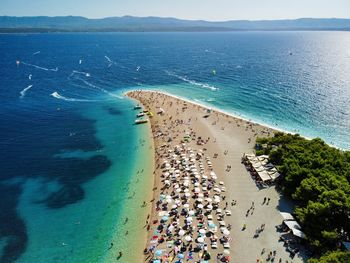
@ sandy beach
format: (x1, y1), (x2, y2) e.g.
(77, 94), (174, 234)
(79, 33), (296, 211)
(127, 90), (307, 263)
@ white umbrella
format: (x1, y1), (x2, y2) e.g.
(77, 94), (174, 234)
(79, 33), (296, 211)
(194, 188), (200, 193)
(223, 229), (230, 235)
(207, 204), (213, 210)
(185, 193), (190, 197)
(178, 229), (185, 236)
(197, 204), (204, 209)
(197, 237), (205, 243)
(199, 229), (206, 234)
(198, 193), (204, 198)
(172, 204), (177, 209)
(185, 235), (192, 242)
(186, 217), (193, 222)
(223, 250), (230, 255)
(188, 210), (195, 216)
(214, 188), (221, 193)
(206, 198), (212, 202)
(158, 211), (168, 217)
(184, 203), (190, 208)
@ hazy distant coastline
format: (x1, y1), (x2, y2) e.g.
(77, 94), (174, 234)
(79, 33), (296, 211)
(1, 16), (350, 32)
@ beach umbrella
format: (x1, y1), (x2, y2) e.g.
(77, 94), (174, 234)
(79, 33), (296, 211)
(199, 229), (206, 234)
(223, 250), (230, 255)
(172, 204), (178, 209)
(207, 204), (213, 210)
(153, 260), (161, 263)
(197, 198), (203, 202)
(178, 229), (185, 236)
(184, 188), (189, 193)
(206, 198), (212, 202)
(208, 222), (216, 229)
(186, 217), (193, 222)
(184, 203), (190, 208)
(176, 188), (182, 193)
(197, 237), (205, 243)
(223, 229), (230, 236)
(155, 250), (163, 257)
(185, 235), (192, 242)
(197, 204), (204, 209)
(177, 253), (184, 259)
(198, 193), (204, 198)
(158, 211), (168, 217)
(162, 216), (169, 221)
(185, 193), (190, 197)
(188, 210), (195, 216)
(194, 188), (200, 193)
(219, 181), (224, 185)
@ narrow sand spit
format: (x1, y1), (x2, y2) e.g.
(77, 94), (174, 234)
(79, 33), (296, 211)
(127, 90), (306, 263)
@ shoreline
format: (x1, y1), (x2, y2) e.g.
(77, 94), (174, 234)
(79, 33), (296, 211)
(123, 87), (345, 151)
(126, 90), (307, 262)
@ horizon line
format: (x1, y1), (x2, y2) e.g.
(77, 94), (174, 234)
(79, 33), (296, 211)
(1, 15), (350, 22)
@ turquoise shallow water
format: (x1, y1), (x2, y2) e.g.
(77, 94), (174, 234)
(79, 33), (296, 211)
(0, 31), (350, 263)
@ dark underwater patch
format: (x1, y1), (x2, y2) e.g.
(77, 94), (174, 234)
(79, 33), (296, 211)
(0, 184), (27, 263)
(105, 106), (123, 116)
(0, 107), (111, 262)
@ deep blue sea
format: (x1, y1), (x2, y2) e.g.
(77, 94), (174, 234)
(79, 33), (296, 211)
(0, 32), (349, 262)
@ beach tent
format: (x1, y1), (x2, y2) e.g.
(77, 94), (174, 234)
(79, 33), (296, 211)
(291, 228), (306, 239)
(269, 172), (281, 181)
(284, 220), (302, 231)
(280, 212), (295, 221)
(258, 170), (272, 182)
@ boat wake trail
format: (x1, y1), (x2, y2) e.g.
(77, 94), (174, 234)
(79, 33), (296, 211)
(165, 70), (218, 91)
(21, 62), (58, 72)
(104, 56), (116, 67)
(71, 70), (90, 77)
(33, 51), (41, 55)
(51, 91), (96, 102)
(20, 85), (33, 98)
(78, 78), (123, 99)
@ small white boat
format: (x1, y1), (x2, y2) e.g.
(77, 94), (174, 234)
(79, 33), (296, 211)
(135, 119), (148, 124)
(134, 105), (142, 110)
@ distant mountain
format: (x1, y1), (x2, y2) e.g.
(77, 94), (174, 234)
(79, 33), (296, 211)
(1, 16), (350, 32)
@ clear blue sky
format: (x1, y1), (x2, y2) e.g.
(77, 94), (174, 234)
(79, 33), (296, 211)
(0, 0), (349, 21)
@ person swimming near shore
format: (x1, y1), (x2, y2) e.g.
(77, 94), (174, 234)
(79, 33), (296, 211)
(107, 242), (113, 250)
